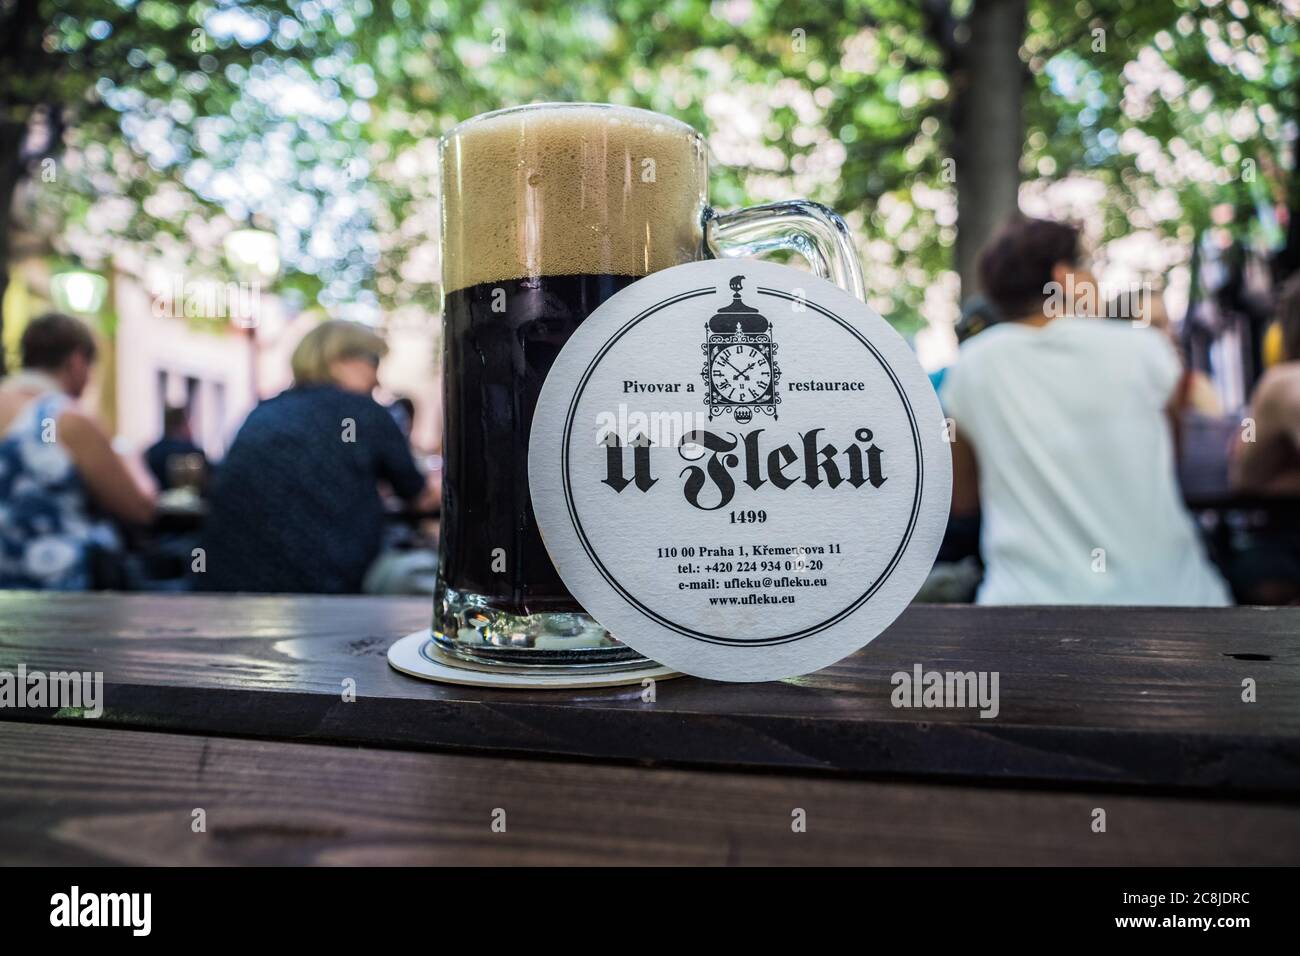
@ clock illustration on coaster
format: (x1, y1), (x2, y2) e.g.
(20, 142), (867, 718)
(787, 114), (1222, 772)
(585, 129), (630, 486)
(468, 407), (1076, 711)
(701, 275), (781, 423)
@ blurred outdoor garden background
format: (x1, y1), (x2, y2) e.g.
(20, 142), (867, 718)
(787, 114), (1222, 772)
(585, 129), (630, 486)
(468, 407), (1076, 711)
(0, 0), (1297, 594)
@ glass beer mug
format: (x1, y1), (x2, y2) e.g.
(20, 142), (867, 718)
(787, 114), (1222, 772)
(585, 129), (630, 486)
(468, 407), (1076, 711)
(435, 102), (864, 672)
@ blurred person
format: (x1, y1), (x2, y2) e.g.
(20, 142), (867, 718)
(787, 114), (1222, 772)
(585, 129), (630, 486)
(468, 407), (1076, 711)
(196, 320), (433, 593)
(388, 395), (416, 439)
(1227, 274), (1300, 603)
(0, 312), (154, 589)
(363, 394), (444, 595)
(1232, 274), (1300, 495)
(928, 295), (1002, 402)
(1261, 317), (1286, 371)
(916, 296), (1004, 603)
(941, 218), (1231, 606)
(954, 294), (1003, 345)
(1107, 289), (1221, 417)
(144, 404), (209, 491)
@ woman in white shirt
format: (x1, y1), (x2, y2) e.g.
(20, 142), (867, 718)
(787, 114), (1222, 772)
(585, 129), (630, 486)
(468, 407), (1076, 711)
(940, 217), (1231, 606)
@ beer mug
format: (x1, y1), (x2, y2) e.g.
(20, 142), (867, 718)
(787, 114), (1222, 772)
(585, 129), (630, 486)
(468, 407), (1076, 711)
(435, 102), (864, 671)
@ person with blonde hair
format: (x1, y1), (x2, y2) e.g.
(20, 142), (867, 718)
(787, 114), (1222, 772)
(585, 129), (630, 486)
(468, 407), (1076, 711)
(289, 319), (389, 391)
(197, 320), (431, 593)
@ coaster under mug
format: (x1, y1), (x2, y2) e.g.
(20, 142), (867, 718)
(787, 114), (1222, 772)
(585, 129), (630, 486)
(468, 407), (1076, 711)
(387, 631), (681, 689)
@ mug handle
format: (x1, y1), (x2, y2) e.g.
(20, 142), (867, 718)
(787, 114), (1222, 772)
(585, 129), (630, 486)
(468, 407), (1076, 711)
(704, 200), (866, 302)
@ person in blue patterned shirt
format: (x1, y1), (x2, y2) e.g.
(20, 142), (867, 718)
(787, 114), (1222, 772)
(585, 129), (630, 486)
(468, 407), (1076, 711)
(196, 320), (433, 593)
(0, 313), (155, 590)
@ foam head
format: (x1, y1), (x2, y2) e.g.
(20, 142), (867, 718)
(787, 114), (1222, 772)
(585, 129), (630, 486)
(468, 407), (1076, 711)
(440, 104), (709, 293)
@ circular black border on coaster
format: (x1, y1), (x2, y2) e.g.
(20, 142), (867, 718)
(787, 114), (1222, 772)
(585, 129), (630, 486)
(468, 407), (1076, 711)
(559, 285), (924, 647)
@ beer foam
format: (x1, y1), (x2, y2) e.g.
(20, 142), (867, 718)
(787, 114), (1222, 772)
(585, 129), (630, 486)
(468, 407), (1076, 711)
(441, 104), (708, 293)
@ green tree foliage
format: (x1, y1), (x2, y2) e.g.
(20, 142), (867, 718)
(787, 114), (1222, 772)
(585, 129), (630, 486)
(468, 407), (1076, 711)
(3, 0), (1297, 344)
(1024, 0), (1297, 254)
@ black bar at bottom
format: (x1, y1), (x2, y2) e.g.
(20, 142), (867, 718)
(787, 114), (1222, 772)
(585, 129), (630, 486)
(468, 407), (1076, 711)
(1, 867), (1283, 941)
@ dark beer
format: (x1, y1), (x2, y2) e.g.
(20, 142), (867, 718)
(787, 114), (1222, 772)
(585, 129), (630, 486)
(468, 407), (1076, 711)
(439, 273), (639, 613)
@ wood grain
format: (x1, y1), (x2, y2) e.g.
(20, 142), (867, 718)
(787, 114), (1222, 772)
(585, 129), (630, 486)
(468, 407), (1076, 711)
(2, 722), (1296, 866)
(1, 594), (1297, 792)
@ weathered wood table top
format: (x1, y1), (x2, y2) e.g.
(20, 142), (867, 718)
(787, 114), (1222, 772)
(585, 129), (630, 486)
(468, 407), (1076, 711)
(1, 594), (1297, 865)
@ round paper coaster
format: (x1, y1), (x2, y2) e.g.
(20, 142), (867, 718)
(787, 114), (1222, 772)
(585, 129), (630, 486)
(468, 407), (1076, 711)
(387, 631), (681, 689)
(528, 260), (951, 682)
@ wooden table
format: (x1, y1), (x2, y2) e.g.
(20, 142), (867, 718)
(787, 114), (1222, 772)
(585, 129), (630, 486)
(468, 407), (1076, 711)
(1, 594), (1297, 865)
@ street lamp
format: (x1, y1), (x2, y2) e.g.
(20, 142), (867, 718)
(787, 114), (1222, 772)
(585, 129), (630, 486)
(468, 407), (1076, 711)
(222, 226), (280, 401)
(50, 269), (108, 315)
(223, 228), (281, 283)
